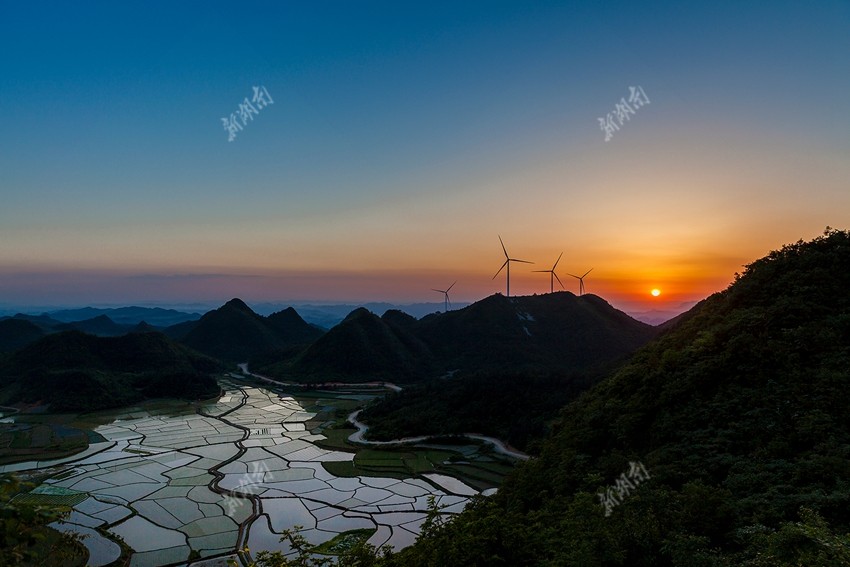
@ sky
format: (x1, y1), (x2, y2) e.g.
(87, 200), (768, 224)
(1, 0), (849, 320)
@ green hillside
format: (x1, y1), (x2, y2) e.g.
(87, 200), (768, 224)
(0, 331), (222, 412)
(385, 228), (850, 566)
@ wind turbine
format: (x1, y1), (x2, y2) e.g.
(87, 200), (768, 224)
(432, 281), (456, 312)
(533, 252), (565, 294)
(567, 268), (593, 295)
(492, 236), (533, 297)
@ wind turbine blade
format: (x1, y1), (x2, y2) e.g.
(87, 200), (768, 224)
(553, 252), (563, 270)
(498, 235), (509, 259)
(583, 268), (594, 277)
(512, 259), (534, 264)
(447, 281), (457, 292)
(567, 273), (580, 279)
(553, 273), (565, 289)
(532, 269), (550, 273)
(432, 289), (446, 293)
(492, 260), (508, 279)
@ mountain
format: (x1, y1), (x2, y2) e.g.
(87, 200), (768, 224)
(266, 307), (325, 344)
(130, 321), (159, 333)
(46, 306), (200, 327)
(257, 291), (656, 383)
(417, 292), (655, 372)
(263, 308), (434, 382)
(0, 319), (46, 353)
(55, 314), (131, 337)
(7, 313), (64, 333)
(389, 229), (850, 566)
(0, 331), (221, 412)
(251, 302), (472, 328)
(179, 299), (323, 363)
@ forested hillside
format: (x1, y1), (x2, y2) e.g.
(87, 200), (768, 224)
(386, 229), (850, 566)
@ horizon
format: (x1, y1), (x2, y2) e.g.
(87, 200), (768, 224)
(0, 289), (698, 326)
(2, 2), (848, 317)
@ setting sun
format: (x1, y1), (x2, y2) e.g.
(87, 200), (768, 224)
(651, 289), (661, 297)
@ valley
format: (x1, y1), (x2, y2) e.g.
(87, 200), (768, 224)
(1, 376), (517, 566)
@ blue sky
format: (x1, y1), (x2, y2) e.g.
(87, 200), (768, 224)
(1, 1), (849, 316)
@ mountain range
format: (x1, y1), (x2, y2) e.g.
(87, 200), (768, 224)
(174, 298), (325, 362)
(255, 291), (658, 382)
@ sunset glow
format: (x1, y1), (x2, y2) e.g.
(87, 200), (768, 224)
(0, 2), (848, 323)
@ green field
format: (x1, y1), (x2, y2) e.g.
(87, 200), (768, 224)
(321, 444), (513, 490)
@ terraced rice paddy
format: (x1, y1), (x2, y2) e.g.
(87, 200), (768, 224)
(2, 380), (511, 566)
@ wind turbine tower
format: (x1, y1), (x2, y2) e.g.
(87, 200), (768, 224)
(492, 236), (533, 297)
(568, 268), (593, 295)
(432, 281), (456, 312)
(533, 252), (565, 294)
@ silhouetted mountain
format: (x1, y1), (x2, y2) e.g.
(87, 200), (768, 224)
(162, 319), (199, 340)
(381, 309), (418, 330)
(251, 302), (473, 328)
(179, 299), (324, 363)
(0, 331), (221, 412)
(266, 307), (324, 344)
(390, 229), (850, 566)
(130, 321), (158, 333)
(0, 319), (46, 353)
(55, 315), (131, 337)
(9, 313), (63, 333)
(47, 306), (201, 326)
(256, 291), (656, 383)
(417, 292), (655, 373)
(260, 307), (433, 382)
(358, 293), (656, 447)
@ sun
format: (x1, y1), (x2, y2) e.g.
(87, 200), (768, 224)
(651, 288), (661, 297)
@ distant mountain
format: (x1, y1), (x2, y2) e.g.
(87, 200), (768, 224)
(0, 331), (221, 412)
(46, 306), (201, 327)
(55, 315), (132, 337)
(256, 291), (657, 383)
(8, 313), (64, 333)
(390, 229), (850, 566)
(0, 319), (46, 353)
(130, 321), (158, 333)
(179, 299), (323, 363)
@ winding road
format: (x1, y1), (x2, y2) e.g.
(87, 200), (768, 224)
(347, 410), (530, 461)
(236, 364), (530, 461)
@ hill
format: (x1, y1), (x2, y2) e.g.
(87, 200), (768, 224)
(262, 308), (434, 382)
(0, 319), (45, 353)
(179, 299), (323, 363)
(417, 291), (654, 372)
(5, 314), (64, 333)
(55, 314), (131, 336)
(0, 331), (222, 412)
(388, 229), (850, 566)
(46, 306), (200, 326)
(257, 291), (656, 383)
